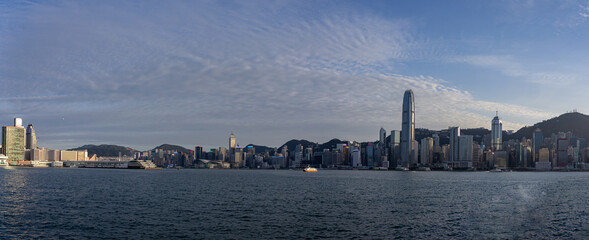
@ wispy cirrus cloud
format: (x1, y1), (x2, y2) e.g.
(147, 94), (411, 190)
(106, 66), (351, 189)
(0, 1), (556, 149)
(451, 55), (578, 86)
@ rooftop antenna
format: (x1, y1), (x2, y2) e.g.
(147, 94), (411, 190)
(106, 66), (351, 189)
(495, 110), (498, 117)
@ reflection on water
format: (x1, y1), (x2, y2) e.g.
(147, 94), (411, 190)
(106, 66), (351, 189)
(0, 168), (589, 239)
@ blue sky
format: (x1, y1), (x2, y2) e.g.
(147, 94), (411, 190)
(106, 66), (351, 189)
(2, 0), (589, 150)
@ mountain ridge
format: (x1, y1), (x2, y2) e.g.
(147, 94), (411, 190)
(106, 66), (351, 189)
(71, 112), (589, 156)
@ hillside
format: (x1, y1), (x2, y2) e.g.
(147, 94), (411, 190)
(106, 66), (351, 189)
(317, 138), (348, 150)
(69, 144), (136, 157)
(278, 139), (316, 152)
(153, 144), (191, 153)
(245, 144), (275, 153)
(509, 112), (589, 141)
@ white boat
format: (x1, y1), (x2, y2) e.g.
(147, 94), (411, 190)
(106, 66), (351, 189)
(489, 168), (503, 172)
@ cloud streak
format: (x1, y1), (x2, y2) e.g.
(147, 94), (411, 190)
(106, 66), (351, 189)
(0, 1), (557, 150)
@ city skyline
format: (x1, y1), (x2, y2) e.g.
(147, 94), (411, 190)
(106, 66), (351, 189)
(3, 1), (589, 150)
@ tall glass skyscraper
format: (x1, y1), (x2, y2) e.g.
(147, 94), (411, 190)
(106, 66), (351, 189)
(379, 127), (386, 155)
(491, 112), (502, 151)
(400, 90), (414, 167)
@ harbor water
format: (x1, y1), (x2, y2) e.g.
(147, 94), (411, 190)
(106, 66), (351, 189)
(1, 168), (589, 239)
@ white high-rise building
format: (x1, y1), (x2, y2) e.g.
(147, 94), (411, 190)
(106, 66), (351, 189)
(14, 118), (22, 127)
(352, 149), (361, 167)
(449, 127), (461, 163)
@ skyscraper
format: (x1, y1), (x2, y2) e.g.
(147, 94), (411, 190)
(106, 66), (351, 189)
(400, 90), (415, 167)
(229, 132), (236, 150)
(420, 137), (433, 165)
(491, 112), (502, 151)
(390, 130), (400, 167)
(229, 132), (236, 165)
(379, 127), (386, 156)
(3, 119), (25, 162)
(532, 128), (543, 161)
(449, 126), (460, 163)
(379, 127), (386, 147)
(26, 124), (37, 150)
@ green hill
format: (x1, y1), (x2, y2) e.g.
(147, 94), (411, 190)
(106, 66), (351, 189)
(152, 144), (191, 153)
(69, 144), (136, 157)
(509, 112), (589, 141)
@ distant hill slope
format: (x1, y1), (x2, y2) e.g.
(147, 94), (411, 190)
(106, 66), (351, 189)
(153, 144), (191, 153)
(69, 144), (136, 157)
(279, 139), (316, 152)
(245, 144), (275, 153)
(509, 112), (589, 141)
(318, 138), (348, 150)
(277, 138), (349, 152)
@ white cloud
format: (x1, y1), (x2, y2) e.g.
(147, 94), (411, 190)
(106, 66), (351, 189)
(0, 1), (556, 149)
(452, 55), (578, 86)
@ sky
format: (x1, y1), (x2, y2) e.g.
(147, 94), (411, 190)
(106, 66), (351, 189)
(2, 0), (589, 151)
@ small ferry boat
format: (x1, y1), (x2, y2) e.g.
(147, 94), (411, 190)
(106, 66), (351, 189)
(303, 166), (318, 172)
(489, 168), (503, 173)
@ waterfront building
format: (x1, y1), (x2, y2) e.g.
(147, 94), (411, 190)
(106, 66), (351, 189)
(194, 146), (203, 160)
(557, 136), (569, 168)
(26, 124), (37, 150)
(484, 150), (494, 168)
(2, 123), (25, 163)
(366, 143), (374, 167)
(280, 145), (287, 164)
(420, 137), (433, 165)
(30, 148), (47, 161)
(411, 140), (419, 166)
(294, 144), (303, 168)
(538, 148), (550, 162)
(352, 149), (361, 167)
(532, 129), (543, 161)
(304, 147), (313, 162)
(491, 112), (502, 151)
(218, 147), (227, 161)
(229, 132), (236, 163)
(379, 127), (386, 155)
(494, 150), (507, 168)
(449, 127), (460, 163)
(233, 147), (243, 168)
(400, 89), (415, 167)
(472, 143), (483, 168)
(432, 134), (440, 148)
(441, 144), (450, 163)
(458, 135), (473, 168)
(342, 145), (349, 166)
(390, 130), (400, 167)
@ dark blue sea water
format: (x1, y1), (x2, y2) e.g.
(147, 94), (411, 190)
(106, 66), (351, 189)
(1, 168), (589, 239)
